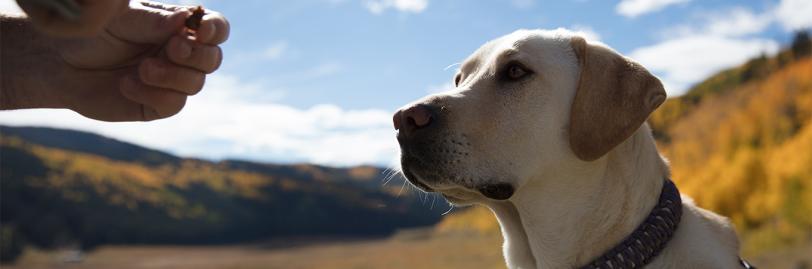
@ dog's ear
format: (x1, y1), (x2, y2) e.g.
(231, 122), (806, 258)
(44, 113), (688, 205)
(568, 36), (666, 161)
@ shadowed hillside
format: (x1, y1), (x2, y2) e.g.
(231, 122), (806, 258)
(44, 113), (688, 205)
(0, 126), (444, 263)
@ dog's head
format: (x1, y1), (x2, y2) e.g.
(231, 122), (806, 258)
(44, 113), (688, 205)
(394, 29), (666, 204)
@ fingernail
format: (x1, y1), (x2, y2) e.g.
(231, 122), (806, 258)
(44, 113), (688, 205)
(178, 40), (192, 59)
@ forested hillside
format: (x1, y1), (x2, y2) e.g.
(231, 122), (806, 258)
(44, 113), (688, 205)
(0, 127), (443, 263)
(650, 32), (812, 253)
(438, 32), (812, 255)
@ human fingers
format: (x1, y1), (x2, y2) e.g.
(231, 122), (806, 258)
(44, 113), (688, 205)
(15, 0), (128, 37)
(166, 35), (223, 74)
(194, 11), (230, 45)
(105, 1), (189, 44)
(128, 1), (230, 45)
(138, 58), (206, 95)
(120, 75), (188, 121)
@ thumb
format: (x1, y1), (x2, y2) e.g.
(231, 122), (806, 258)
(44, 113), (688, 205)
(106, 2), (191, 44)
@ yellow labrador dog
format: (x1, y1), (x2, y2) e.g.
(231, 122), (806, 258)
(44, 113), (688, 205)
(394, 29), (748, 269)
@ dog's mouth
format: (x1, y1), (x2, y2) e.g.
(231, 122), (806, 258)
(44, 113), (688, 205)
(398, 152), (455, 194)
(397, 129), (516, 201)
(399, 152), (515, 201)
(476, 183), (515, 200)
(399, 163), (434, 192)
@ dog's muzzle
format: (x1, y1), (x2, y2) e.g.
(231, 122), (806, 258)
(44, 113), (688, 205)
(394, 103), (515, 201)
(394, 103), (443, 188)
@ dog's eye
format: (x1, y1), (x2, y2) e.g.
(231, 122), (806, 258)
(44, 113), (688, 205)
(504, 63), (530, 80)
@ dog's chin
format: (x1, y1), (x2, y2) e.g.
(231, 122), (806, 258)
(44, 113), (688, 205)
(440, 191), (479, 205)
(400, 165), (435, 192)
(401, 162), (516, 203)
(399, 152), (454, 189)
(400, 149), (516, 201)
(438, 184), (517, 205)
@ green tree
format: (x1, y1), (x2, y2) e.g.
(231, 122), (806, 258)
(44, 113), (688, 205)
(791, 30), (811, 59)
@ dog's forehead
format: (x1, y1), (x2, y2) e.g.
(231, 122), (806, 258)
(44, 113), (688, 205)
(460, 29), (576, 72)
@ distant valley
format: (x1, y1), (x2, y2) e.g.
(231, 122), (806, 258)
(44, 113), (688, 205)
(0, 126), (445, 262)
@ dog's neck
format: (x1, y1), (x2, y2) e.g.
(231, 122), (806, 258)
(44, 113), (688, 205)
(489, 125), (669, 269)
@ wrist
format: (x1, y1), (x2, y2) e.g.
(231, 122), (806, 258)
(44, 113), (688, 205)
(1, 15), (68, 110)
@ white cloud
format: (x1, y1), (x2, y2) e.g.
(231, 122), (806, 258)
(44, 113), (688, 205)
(662, 7), (772, 38)
(570, 24), (602, 41)
(775, 0), (812, 31)
(629, 35), (778, 95)
(657, 0), (811, 37)
(364, 0), (428, 14)
(0, 73), (399, 167)
(627, 4), (794, 96)
(263, 41), (289, 61)
(616, 0), (690, 18)
(0, 0), (24, 15)
(703, 7), (773, 37)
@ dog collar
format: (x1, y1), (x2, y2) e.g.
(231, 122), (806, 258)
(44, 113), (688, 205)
(579, 179), (682, 269)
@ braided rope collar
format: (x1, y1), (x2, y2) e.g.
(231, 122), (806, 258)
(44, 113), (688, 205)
(579, 179), (682, 269)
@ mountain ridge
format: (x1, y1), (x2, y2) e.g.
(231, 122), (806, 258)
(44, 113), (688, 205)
(0, 126), (442, 263)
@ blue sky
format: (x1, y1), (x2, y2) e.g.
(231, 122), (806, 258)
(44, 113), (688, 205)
(1, 0), (810, 166)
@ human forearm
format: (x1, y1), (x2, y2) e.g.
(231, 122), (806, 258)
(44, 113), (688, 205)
(1, 2), (229, 122)
(1, 15), (66, 110)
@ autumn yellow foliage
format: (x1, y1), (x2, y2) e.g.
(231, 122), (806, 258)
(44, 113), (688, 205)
(660, 58), (812, 253)
(435, 206), (501, 236)
(1, 137), (278, 218)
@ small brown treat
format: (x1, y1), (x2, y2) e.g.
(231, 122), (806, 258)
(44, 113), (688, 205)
(185, 6), (205, 31)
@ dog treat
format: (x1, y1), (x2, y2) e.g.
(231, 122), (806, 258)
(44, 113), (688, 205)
(185, 6), (205, 32)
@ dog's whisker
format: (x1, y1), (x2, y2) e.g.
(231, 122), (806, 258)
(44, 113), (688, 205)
(382, 166), (397, 178)
(441, 202), (455, 216)
(397, 177), (408, 197)
(382, 169), (401, 186)
(381, 167), (394, 180)
(410, 184), (426, 203)
(444, 62), (462, 71)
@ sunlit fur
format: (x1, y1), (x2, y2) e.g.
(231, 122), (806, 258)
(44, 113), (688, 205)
(397, 29), (742, 268)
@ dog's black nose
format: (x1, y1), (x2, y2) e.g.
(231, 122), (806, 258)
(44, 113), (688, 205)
(478, 183), (515, 200)
(393, 104), (434, 134)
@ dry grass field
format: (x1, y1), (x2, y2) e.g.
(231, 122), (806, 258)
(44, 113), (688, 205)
(5, 230), (505, 269)
(6, 229), (811, 269)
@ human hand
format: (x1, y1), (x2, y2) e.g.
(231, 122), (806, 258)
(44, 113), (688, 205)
(14, 0), (129, 37)
(2, 1), (230, 121)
